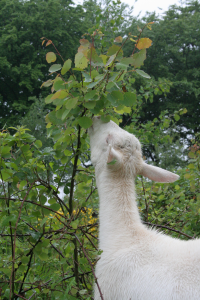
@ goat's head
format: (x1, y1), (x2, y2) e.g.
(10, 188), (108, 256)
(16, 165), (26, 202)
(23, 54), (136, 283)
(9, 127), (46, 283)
(88, 117), (179, 183)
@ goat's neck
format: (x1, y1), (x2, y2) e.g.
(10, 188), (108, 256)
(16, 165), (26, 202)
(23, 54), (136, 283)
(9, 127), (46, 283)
(96, 169), (144, 252)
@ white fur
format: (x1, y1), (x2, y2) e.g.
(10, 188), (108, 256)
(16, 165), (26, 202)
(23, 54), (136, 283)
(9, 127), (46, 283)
(88, 117), (200, 300)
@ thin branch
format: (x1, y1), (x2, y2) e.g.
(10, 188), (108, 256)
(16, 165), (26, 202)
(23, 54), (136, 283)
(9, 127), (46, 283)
(143, 221), (194, 239)
(74, 234), (104, 300)
(10, 181), (36, 300)
(14, 294), (28, 300)
(69, 125), (82, 215)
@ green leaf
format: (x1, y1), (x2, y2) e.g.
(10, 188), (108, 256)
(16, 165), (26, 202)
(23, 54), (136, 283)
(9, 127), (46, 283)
(0, 146), (11, 157)
(71, 220), (79, 229)
(75, 52), (88, 69)
(101, 115), (111, 123)
(64, 150), (72, 156)
(54, 78), (66, 91)
(115, 57), (133, 70)
(41, 79), (53, 88)
(19, 180), (27, 189)
(50, 203), (60, 211)
(65, 97), (78, 110)
(174, 114), (180, 121)
(105, 54), (116, 67)
(64, 185), (70, 194)
(84, 101), (96, 109)
(61, 109), (71, 121)
(34, 140), (42, 149)
(46, 111), (63, 125)
(61, 59), (72, 75)
(49, 64), (62, 73)
(107, 91), (123, 105)
(1, 169), (13, 181)
(100, 54), (108, 64)
(131, 49), (146, 68)
(84, 90), (97, 100)
(87, 46), (103, 65)
(78, 117), (93, 129)
(46, 52), (56, 63)
(82, 72), (92, 82)
(123, 92), (137, 106)
(107, 45), (122, 56)
(135, 69), (151, 79)
(61, 156), (69, 164)
(21, 257), (29, 264)
(45, 94), (54, 104)
(40, 195), (47, 205)
(163, 119), (170, 128)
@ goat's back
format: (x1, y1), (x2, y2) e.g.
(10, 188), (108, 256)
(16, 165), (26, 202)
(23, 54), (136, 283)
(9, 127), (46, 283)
(94, 230), (200, 300)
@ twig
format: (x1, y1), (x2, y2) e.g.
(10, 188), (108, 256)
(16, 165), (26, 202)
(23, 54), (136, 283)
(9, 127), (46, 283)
(10, 181), (36, 300)
(74, 234), (104, 300)
(14, 294), (28, 300)
(143, 221), (194, 239)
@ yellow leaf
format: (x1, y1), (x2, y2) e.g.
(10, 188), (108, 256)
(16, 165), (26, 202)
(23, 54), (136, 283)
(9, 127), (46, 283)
(136, 38), (152, 50)
(46, 52), (56, 63)
(46, 40), (52, 46)
(79, 38), (90, 46)
(114, 36), (123, 43)
(46, 122), (52, 128)
(99, 55), (108, 65)
(114, 106), (131, 114)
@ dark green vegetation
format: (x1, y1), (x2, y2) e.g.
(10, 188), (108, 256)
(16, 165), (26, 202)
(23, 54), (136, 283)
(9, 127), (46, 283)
(125, 1), (200, 137)
(0, 0), (86, 128)
(0, 0), (200, 299)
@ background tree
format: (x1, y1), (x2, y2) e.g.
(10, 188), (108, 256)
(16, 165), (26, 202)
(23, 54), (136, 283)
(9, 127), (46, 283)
(0, 0), (86, 128)
(124, 0), (200, 140)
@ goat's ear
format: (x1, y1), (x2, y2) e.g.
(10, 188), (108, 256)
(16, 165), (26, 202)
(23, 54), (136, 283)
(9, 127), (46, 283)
(139, 163), (179, 183)
(107, 144), (122, 164)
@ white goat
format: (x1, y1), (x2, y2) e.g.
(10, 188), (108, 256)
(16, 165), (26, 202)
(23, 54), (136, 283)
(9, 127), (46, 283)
(88, 116), (200, 300)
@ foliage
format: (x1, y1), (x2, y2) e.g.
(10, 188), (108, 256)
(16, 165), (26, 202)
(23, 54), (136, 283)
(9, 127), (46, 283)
(20, 96), (53, 149)
(137, 138), (200, 240)
(124, 0), (200, 138)
(0, 2), (200, 299)
(0, 125), (98, 299)
(0, 0), (86, 129)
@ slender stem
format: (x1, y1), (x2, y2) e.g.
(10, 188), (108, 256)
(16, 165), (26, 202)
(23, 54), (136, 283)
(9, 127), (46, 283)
(73, 238), (79, 290)
(132, 24), (148, 56)
(18, 252), (34, 296)
(0, 197), (67, 219)
(74, 234), (104, 300)
(10, 181), (36, 299)
(69, 125), (81, 215)
(143, 221), (194, 239)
